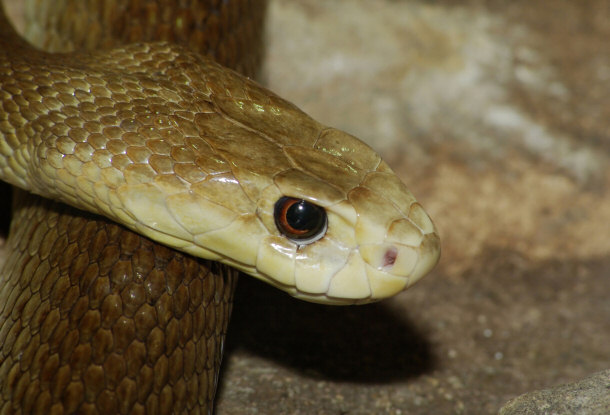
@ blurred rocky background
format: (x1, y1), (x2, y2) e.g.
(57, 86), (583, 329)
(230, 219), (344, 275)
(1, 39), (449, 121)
(4, 0), (609, 413)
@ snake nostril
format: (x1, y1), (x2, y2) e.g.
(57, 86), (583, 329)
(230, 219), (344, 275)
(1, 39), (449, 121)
(383, 246), (398, 269)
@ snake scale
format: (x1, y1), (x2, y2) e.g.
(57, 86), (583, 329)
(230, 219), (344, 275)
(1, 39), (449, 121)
(0, 0), (440, 413)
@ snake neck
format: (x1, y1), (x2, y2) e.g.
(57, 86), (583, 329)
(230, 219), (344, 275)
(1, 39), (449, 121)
(0, 0), (268, 413)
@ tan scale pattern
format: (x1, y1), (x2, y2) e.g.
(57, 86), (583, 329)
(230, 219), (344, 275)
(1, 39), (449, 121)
(0, 0), (439, 410)
(0, 37), (440, 303)
(0, 191), (237, 414)
(0, 1), (265, 413)
(23, 0), (266, 78)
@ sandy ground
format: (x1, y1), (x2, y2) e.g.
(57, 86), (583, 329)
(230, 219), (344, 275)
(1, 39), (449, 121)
(3, 0), (610, 414)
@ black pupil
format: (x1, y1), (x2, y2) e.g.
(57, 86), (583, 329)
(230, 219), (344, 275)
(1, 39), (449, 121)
(274, 197), (327, 242)
(286, 200), (323, 232)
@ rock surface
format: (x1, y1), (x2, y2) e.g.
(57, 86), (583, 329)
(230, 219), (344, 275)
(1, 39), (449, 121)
(3, 0), (610, 414)
(499, 370), (610, 415)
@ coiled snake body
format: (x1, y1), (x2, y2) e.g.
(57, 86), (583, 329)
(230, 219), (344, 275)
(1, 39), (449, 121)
(0, 0), (440, 413)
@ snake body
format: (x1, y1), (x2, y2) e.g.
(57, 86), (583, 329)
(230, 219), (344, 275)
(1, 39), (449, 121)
(0, 0), (440, 413)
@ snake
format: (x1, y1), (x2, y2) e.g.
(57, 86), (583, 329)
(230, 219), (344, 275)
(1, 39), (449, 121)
(0, 0), (440, 413)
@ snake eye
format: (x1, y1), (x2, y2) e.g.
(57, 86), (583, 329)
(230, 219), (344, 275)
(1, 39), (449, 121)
(274, 196), (328, 245)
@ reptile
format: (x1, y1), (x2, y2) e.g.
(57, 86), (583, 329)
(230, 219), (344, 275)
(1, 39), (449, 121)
(0, 0), (440, 413)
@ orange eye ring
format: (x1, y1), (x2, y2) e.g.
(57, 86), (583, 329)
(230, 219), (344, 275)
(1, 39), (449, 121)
(274, 196), (328, 245)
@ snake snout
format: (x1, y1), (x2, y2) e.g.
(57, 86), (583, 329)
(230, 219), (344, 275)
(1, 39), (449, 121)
(356, 217), (440, 300)
(346, 170), (441, 299)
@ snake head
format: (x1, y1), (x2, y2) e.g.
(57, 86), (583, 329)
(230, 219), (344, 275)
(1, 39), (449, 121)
(15, 44), (439, 305)
(251, 129), (441, 304)
(115, 51), (440, 305)
(111, 109), (440, 305)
